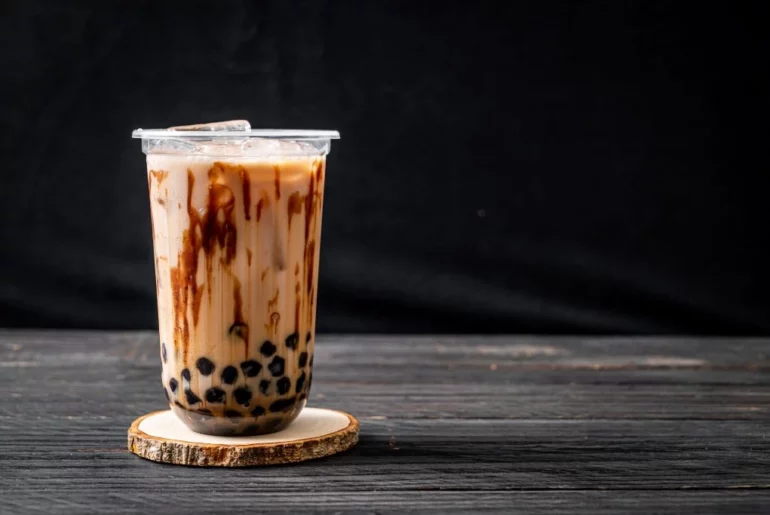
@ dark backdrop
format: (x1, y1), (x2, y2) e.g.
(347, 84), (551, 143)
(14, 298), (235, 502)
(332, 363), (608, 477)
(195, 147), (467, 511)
(1, 1), (767, 334)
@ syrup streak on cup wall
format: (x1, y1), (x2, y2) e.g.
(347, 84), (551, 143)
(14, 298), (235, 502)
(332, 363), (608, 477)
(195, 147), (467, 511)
(133, 121), (340, 436)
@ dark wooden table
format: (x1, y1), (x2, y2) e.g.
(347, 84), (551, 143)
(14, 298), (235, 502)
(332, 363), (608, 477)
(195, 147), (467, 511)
(1, 331), (769, 513)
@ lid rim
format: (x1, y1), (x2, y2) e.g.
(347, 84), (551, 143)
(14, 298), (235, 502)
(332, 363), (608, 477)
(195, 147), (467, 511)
(132, 129), (340, 140)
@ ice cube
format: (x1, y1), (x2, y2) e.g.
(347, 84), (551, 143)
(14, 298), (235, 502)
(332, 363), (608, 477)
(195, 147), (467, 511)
(168, 120), (251, 131)
(144, 137), (200, 155)
(239, 137), (316, 156)
(239, 137), (281, 153)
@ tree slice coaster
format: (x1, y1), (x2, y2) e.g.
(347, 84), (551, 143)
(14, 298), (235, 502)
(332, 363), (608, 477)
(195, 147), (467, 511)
(128, 407), (358, 467)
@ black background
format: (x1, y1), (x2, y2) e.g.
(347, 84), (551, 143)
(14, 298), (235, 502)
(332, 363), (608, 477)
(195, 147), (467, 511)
(0, 1), (767, 334)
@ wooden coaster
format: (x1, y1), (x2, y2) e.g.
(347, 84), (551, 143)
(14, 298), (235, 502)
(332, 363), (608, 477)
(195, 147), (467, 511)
(128, 407), (358, 467)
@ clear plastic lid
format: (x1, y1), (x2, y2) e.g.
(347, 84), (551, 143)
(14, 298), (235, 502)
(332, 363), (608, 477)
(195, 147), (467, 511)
(132, 120), (340, 157)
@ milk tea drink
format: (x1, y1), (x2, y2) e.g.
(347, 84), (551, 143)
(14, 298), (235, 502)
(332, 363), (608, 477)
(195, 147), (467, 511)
(134, 122), (339, 436)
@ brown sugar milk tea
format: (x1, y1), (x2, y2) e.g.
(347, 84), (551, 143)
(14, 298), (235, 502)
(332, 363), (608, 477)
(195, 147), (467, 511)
(133, 122), (339, 435)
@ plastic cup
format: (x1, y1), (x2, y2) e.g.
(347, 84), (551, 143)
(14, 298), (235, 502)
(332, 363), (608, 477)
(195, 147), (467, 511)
(133, 122), (339, 436)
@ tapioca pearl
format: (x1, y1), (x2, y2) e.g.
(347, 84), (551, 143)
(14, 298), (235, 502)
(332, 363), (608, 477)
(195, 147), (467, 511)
(305, 332), (311, 344)
(268, 356), (285, 377)
(259, 379), (270, 395)
(161, 342), (167, 363)
(233, 387), (252, 406)
(277, 377), (291, 395)
(169, 378), (178, 393)
(181, 368), (191, 382)
(260, 340), (276, 357)
(265, 419), (282, 432)
(244, 424), (259, 434)
(196, 357), (215, 376)
(298, 393), (307, 401)
(295, 372), (306, 393)
(240, 360), (262, 377)
(269, 397), (296, 412)
(251, 406), (265, 417)
(228, 322), (248, 341)
(185, 389), (202, 405)
(285, 332), (299, 350)
(163, 388), (170, 401)
(310, 355), (314, 367)
(298, 352), (308, 368)
(197, 409), (213, 416)
(205, 387), (226, 403)
(225, 410), (242, 418)
(221, 365), (238, 385)
(307, 372), (313, 391)
(174, 401), (185, 409)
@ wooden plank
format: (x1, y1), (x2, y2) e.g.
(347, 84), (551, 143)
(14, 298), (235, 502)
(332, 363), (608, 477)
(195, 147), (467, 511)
(2, 373), (768, 420)
(1, 331), (768, 420)
(1, 419), (769, 490)
(1, 490), (770, 515)
(2, 331), (770, 369)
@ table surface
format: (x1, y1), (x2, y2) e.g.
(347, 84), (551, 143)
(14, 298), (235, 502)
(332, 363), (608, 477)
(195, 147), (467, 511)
(1, 331), (769, 514)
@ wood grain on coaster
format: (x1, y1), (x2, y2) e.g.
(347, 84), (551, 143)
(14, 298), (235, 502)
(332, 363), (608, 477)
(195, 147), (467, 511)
(128, 408), (359, 467)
